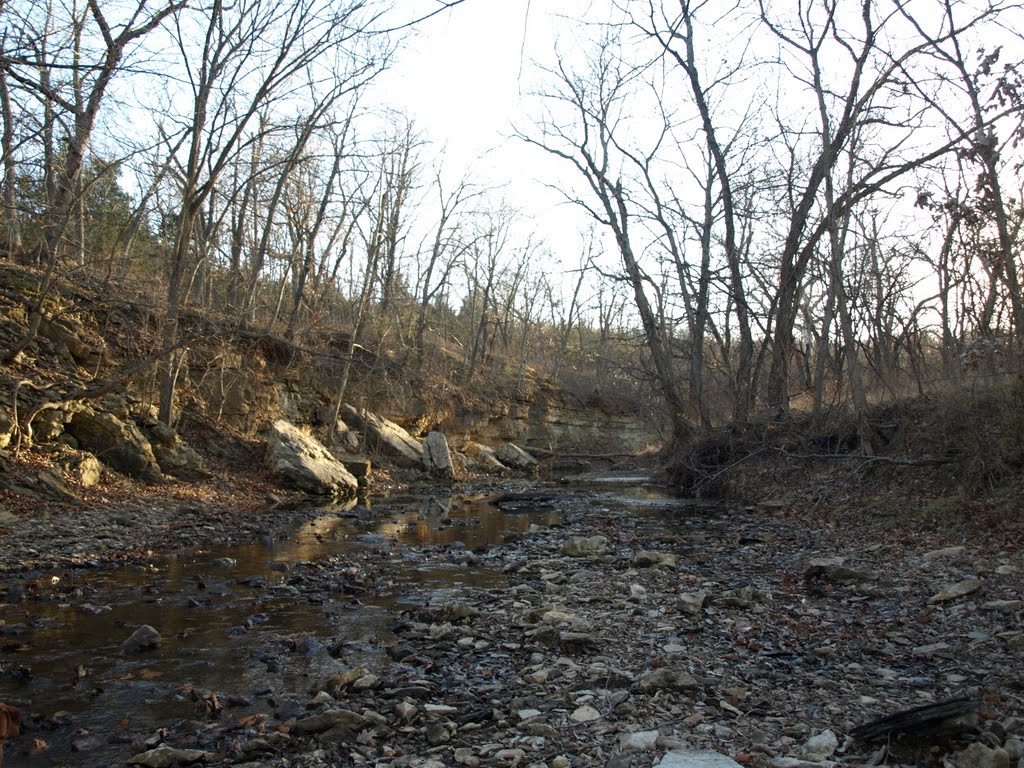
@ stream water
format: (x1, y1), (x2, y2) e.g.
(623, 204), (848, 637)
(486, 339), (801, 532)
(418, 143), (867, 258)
(0, 481), (705, 767)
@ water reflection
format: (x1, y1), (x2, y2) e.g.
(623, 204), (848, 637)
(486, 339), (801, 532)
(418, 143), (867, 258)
(0, 483), (696, 767)
(0, 490), (569, 767)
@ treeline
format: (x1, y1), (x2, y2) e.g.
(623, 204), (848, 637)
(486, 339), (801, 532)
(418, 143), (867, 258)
(1, 0), (1022, 449)
(523, 0), (1024, 452)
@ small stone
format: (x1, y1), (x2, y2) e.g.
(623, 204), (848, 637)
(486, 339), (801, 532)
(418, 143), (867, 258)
(619, 729), (659, 751)
(550, 758), (571, 768)
(929, 579), (983, 604)
(426, 722), (450, 746)
(495, 748), (527, 764)
(658, 750), (743, 767)
(983, 599), (1023, 613)
(799, 729), (838, 759)
(638, 667), (698, 692)
(75, 603), (111, 616)
(518, 709), (542, 720)
(923, 546), (966, 560)
(455, 747), (480, 766)
(913, 642), (951, 657)
(424, 703), (459, 715)
(677, 591), (710, 616)
(950, 742), (1009, 768)
(523, 669), (550, 685)
(395, 701), (418, 722)
(633, 550), (677, 568)
(561, 535), (608, 557)
(126, 747), (209, 767)
(570, 705), (601, 723)
(352, 673), (380, 690)
(293, 709), (371, 734)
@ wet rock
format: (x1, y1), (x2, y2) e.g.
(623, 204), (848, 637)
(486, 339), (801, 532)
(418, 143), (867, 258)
(633, 550), (677, 568)
(496, 443), (538, 471)
(126, 747), (209, 767)
(121, 624), (161, 652)
(263, 420), (359, 496)
(658, 750), (743, 767)
(561, 535), (608, 557)
(928, 578), (984, 604)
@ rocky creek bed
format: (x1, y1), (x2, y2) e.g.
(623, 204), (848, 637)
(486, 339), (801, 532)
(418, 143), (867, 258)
(1, 480), (1023, 768)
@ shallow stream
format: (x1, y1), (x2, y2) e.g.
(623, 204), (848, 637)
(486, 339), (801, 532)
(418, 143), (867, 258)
(0, 481), (707, 767)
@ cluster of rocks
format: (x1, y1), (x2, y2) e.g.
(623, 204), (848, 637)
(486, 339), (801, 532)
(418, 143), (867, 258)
(79, 490), (1024, 768)
(264, 407), (540, 497)
(0, 393), (210, 492)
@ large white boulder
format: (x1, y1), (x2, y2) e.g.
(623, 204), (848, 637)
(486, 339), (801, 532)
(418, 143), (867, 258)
(264, 420), (358, 496)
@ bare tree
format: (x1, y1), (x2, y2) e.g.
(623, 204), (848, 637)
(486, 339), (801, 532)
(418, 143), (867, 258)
(1, 0), (183, 363)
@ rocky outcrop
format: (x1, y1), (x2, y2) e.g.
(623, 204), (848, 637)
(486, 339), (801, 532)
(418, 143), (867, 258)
(263, 420), (358, 496)
(340, 405), (423, 468)
(423, 431), (455, 481)
(66, 408), (163, 483)
(496, 442), (538, 471)
(139, 420), (211, 481)
(462, 441), (506, 473)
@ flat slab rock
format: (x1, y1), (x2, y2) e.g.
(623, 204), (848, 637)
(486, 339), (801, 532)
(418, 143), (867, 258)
(657, 750), (744, 767)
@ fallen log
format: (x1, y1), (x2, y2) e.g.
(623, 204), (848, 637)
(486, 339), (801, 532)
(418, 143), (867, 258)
(849, 696), (980, 743)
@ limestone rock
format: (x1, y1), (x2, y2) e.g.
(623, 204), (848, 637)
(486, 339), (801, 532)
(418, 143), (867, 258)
(658, 750), (744, 768)
(340, 405), (423, 467)
(423, 431), (455, 481)
(562, 535), (608, 557)
(633, 550), (677, 568)
(620, 730), (659, 751)
(462, 442), (506, 473)
(292, 709), (371, 734)
(638, 667), (698, 691)
(127, 747), (209, 767)
(949, 743), (1009, 768)
(677, 590), (711, 616)
(140, 421), (211, 481)
(0, 405), (15, 449)
(67, 408), (162, 482)
(263, 420), (358, 497)
(928, 578), (983, 604)
(57, 450), (103, 487)
(798, 729), (839, 759)
(496, 442), (538, 471)
(804, 556), (875, 584)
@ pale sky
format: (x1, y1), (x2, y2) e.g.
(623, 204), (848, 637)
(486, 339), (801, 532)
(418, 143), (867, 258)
(369, 1), (602, 265)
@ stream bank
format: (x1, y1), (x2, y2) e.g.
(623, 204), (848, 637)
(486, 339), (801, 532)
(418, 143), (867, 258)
(1, 477), (1022, 768)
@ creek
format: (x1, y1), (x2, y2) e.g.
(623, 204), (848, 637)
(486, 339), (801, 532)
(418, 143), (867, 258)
(0, 480), (700, 768)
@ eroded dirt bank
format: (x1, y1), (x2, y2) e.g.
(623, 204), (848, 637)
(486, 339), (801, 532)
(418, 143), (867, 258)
(0, 478), (1022, 768)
